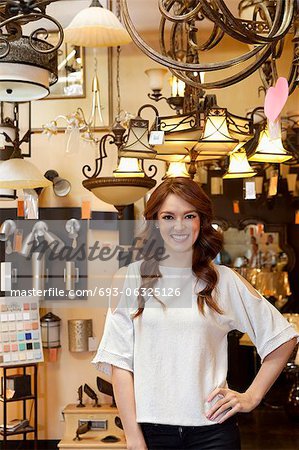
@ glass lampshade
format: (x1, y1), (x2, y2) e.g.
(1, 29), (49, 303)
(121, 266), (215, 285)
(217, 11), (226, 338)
(223, 149), (257, 179)
(113, 157), (145, 178)
(164, 162), (190, 178)
(195, 108), (239, 158)
(64, 1), (132, 47)
(170, 76), (185, 97)
(119, 116), (156, 159)
(0, 158), (51, 189)
(82, 176), (156, 206)
(145, 68), (168, 91)
(249, 128), (292, 163)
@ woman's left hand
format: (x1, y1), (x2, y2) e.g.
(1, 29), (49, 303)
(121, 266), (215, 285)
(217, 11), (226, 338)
(205, 387), (260, 424)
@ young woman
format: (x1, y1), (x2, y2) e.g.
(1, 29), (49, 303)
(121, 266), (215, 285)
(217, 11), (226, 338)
(93, 178), (298, 450)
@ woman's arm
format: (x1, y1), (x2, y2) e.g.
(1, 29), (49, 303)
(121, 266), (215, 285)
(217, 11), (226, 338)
(206, 337), (298, 423)
(112, 366), (147, 450)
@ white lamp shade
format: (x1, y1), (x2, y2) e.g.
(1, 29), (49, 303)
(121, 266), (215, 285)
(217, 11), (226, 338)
(145, 68), (168, 91)
(223, 150), (256, 179)
(249, 128), (292, 163)
(0, 64), (50, 102)
(164, 162), (190, 178)
(64, 6), (132, 47)
(113, 158), (145, 177)
(0, 159), (52, 189)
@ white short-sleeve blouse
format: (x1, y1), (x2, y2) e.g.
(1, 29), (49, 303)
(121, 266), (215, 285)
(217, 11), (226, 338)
(92, 261), (299, 426)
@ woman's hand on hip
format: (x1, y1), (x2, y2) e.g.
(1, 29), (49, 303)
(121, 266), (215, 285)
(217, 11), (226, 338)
(205, 387), (260, 424)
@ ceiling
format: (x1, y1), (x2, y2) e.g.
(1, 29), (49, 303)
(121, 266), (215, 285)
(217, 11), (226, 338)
(44, 0), (241, 31)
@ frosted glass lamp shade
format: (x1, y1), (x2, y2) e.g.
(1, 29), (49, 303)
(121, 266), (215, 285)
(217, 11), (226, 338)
(113, 158), (145, 178)
(64, 4), (132, 47)
(145, 68), (168, 91)
(249, 128), (292, 163)
(223, 150), (256, 179)
(0, 159), (52, 189)
(164, 162), (190, 178)
(83, 177), (156, 206)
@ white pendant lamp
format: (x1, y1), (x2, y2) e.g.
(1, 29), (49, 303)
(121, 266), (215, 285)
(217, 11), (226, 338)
(64, 0), (132, 47)
(0, 156), (51, 190)
(223, 148), (257, 179)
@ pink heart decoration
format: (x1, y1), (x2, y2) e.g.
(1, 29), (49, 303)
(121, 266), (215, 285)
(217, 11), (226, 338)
(264, 77), (289, 122)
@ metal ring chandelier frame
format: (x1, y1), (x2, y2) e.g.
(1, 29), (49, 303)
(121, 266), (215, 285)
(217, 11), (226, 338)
(121, 0), (298, 91)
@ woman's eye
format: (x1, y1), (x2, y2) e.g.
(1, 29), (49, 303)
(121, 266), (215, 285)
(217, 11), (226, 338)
(185, 214), (197, 219)
(161, 215), (174, 220)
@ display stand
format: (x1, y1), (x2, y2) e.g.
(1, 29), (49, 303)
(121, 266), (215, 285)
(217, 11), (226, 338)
(0, 363), (38, 450)
(58, 404), (126, 450)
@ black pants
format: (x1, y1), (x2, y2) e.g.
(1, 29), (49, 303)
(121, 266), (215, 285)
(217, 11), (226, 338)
(140, 416), (241, 450)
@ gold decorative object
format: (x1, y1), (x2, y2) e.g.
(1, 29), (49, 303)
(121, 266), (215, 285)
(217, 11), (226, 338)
(68, 319), (93, 352)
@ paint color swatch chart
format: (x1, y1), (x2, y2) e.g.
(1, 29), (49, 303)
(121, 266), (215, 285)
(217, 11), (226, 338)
(0, 298), (43, 366)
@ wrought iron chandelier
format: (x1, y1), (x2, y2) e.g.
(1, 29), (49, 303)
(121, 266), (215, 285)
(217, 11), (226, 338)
(121, 0), (299, 93)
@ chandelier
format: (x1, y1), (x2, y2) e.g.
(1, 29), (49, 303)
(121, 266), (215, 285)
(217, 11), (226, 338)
(0, 0), (63, 101)
(121, 0), (299, 93)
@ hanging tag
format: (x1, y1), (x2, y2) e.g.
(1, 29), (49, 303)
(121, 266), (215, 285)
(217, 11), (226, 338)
(295, 210), (299, 225)
(233, 200), (240, 214)
(81, 200), (91, 219)
(149, 130), (164, 145)
(244, 180), (256, 200)
(17, 200), (24, 217)
(13, 229), (23, 253)
(268, 170), (278, 197)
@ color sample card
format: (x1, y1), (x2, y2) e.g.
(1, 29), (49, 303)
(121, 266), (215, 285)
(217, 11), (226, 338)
(0, 298), (43, 366)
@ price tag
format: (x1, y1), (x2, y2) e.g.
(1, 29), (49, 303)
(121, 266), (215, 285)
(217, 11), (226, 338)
(149, 130), (164, 145)
(244, 180), (256, 199)
(295, 210), (299, 225)
(81, 200), (91, 219)
(233, 200), (240, 214)
(17, 200), (24, 217)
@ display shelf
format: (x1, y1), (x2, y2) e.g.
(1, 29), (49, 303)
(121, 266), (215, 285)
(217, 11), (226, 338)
(58, 404), (126, 450)
(0, 363), (38, 450)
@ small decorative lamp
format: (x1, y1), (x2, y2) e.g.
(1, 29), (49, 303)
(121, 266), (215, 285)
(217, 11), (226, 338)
(195, 107), (239, 157)
(40, 312), (61, 349)
(113, 157), (145, 177)
(163, 162), (190, 179)
(223, 148), (257, 179)
(249, 127), (292, 163)
(145, 68), (168, 99)
(119, 114), (157, 159)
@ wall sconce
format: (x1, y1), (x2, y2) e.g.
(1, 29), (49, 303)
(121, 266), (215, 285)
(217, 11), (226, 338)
(44, 170), (71, 197)
(68, 319), (93, 352)
(40, 312), (61, 349)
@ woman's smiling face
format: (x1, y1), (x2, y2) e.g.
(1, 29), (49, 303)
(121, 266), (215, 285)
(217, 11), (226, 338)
(157, 193), (201, 256)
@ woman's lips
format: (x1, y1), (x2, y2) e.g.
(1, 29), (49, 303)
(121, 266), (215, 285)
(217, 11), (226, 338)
(170, 234), (189, 242)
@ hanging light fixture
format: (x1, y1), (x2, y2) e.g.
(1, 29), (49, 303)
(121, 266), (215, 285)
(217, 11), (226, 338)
(223, 147), (257, 179)
(248, 127), (292, 163)
(119, 107), (157, 160)
(64, 0), (132, 47)
(0, 113), (17, 200)
(0, 2), (63, 102)
(0, 104), (51, 190)
(163, 162), (190, 179)
(113, 158), (145, 178)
